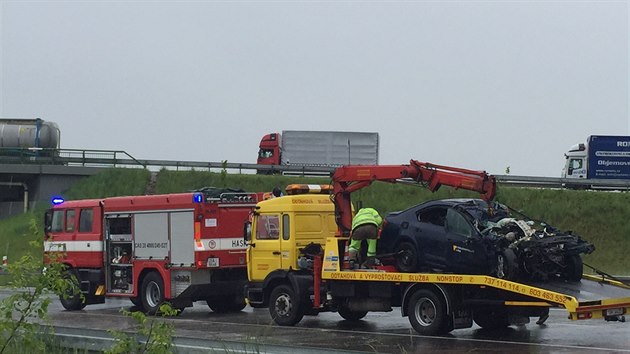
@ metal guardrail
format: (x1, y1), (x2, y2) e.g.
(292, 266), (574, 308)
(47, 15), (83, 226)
(0, 148), (146, 168)
(3, 148), (630, 189)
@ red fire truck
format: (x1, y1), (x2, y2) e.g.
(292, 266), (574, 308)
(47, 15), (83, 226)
(44, 188), (263, 314)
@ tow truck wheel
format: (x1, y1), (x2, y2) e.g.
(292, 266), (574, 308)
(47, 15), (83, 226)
(207, 295), (247, 313)
(141, 272), (165, 315)
(338, 305), (368, 321)
(473, 309), (509, 329)
(395, 241), (419, 273)
(407, 289), (448, 335)
(269, 284), (304, 326)
(563, 255), (583, 282)
(59, 270), (86, 311)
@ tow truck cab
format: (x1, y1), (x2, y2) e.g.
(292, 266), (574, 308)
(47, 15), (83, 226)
(245, 185), (337, 307)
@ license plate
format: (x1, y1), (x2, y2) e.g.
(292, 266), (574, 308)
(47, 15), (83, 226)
(207, 258), (219, 268)
(606, 308), (623, 316)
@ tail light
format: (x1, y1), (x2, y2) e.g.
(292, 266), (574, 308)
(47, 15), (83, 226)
(194, 221), (202, 248)
(577, 312), (592, 320)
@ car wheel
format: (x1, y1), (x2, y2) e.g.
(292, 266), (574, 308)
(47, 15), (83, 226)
(338, 304), (368, 321)
(407, 289), (449, 335)
(269, 284), (304, 326)
(141, 272), (165, 315)
(496, 249), (519, 280)
(59, 270), (86, 311)
(395, 241), (418, 273)
(563, 254), (583, 282)
(474, 308), (509, 329)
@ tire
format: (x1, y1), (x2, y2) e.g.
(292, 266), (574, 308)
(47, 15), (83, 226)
(338, 305), (368, 321)
(563, 255), (583, 282)
(269, 284), (304, 326)
(473, 308), (509, 329)
(207, 294), (247, 313)
(140, 272), (165, 315)
(407, 289), (449, 335)
(395, 241), (419, 273)
(59, 270), (86, 311)
(130, 296), (144, 310)
(496, 249), (519, 280)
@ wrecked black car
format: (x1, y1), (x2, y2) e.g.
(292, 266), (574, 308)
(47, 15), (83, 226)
(377, 199), (595, 282)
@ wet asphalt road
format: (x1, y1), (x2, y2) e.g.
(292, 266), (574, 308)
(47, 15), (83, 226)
(41, 296), (630, 353)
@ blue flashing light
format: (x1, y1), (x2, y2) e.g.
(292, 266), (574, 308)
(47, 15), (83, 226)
(51, 197), (64, 205)
(193, 193), (203, 203)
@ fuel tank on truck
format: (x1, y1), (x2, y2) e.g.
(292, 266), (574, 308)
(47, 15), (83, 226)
(0, 118), (60, 149)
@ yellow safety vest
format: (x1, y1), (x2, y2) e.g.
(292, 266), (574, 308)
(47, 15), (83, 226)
(352, 208), (382, 231)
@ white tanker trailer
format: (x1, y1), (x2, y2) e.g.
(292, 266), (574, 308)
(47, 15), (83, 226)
(0, 118), (60, 149)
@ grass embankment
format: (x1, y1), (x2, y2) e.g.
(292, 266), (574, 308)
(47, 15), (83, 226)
(1, 168), (628, 276)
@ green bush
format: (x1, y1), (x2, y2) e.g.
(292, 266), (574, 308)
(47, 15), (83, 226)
(106, 304), (177, 354)
(0, 219), (75, 353)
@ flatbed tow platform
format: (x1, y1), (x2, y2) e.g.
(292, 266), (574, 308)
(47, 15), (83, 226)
(316, 237), (630, 333)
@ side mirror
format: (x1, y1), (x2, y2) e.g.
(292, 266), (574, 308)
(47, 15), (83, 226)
(44, 210), (52, 233)
(243, 221), (252, 242)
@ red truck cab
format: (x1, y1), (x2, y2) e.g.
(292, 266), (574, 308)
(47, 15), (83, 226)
(257, 133), (281, 166)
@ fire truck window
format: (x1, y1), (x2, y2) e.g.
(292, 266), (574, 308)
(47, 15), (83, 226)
(51, 210), (64, 232)
(108, 217), (132, 235)
(65, 210), (76, 232)
(79, 209), (93, 233)
(256, 215), (280, 240)
(282, 214), (290, 240)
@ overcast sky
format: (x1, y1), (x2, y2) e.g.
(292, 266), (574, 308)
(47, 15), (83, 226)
(1, 1), (628, 177)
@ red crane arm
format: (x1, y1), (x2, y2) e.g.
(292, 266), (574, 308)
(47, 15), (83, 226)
(332, 159), (497, 236)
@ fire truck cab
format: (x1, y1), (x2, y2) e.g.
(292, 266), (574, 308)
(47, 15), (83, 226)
(44, 189), (262, 314)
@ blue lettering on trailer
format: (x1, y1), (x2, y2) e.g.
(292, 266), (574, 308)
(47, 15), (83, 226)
(588, 136), (630, 179)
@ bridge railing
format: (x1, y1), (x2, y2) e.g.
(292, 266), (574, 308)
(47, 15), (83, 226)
(2, 148), (630, 188)
(0, 148), (146, 168)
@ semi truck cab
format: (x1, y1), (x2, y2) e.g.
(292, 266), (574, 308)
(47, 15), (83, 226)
(257, 133), (281, 166)
(562, 143), (587, 179)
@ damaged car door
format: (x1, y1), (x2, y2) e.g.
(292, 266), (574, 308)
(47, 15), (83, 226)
(444, 207), (492, 275)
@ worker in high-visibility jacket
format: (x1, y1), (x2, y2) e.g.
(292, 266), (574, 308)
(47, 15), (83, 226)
(348, 207), (383, 267)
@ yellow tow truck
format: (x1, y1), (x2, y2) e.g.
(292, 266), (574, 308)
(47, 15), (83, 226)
(245, 161), (630, 335)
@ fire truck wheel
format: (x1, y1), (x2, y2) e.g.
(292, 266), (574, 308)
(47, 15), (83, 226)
(130, 296), (144, 311)
(473, 308), (509, 329)
(407, 289), (448, 335)
(60, 270), (86, 311)
(141, 272), (165, 315)
(337, 305), (368, 321)
(269, 284), (304, 326)
(395, 242), (419, 273)
(207, 295), (247, 313)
